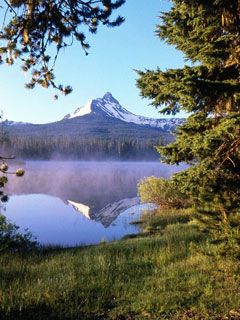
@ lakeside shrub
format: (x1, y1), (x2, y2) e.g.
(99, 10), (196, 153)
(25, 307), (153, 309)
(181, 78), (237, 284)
(138, 176), (190, 209)
(0, 214), (37, 252)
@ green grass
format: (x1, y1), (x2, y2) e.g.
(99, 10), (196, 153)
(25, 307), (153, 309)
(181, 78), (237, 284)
(0, 209), (239, 320)
(131, 208), (193, 233)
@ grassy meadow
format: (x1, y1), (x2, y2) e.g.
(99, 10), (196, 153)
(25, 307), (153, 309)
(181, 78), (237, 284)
(0, 209), (239, 320)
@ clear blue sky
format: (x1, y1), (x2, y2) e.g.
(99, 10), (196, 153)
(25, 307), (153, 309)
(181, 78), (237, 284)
(0, 0), (185, 124)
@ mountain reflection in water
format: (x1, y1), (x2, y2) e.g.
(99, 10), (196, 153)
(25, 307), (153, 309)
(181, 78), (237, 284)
(68, 197), (144, 228)
(3, 161), (186, 246)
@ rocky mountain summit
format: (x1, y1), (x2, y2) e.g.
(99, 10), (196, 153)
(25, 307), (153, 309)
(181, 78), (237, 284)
(63, 92), (184, 131)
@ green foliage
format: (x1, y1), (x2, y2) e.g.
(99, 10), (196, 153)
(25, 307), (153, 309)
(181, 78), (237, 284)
(0, 214), (37, 252)
(138, 176), (190, 209)
(157, 0), (239, 70)
(136, 0), (240, 237)
(0, 0), (125, 94)
(15, 168), (25, 176)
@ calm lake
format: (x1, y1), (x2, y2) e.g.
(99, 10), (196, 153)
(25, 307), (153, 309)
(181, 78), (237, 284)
(3, 161), (186, 246)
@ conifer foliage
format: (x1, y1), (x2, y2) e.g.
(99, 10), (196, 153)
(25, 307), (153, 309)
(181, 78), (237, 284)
(137, 1), (240, 235)
(0, 0), (125, 94)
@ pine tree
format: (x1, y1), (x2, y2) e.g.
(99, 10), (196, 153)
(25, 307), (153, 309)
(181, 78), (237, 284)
(137, 1), (240, 238)
(0, 0), (125, 94)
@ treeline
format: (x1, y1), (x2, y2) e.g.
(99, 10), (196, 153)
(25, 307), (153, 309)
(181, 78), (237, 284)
(2, 134), (167, 160)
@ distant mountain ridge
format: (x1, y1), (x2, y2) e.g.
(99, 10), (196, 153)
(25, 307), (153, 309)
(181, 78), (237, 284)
(63, 92), (184, 131)
(3, 93), (185, 160)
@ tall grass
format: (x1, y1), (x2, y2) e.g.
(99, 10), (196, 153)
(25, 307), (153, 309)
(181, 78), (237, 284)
(0, 210), (239, 320)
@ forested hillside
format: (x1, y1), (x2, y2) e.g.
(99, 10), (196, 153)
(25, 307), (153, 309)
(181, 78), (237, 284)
(2, 114), (172, 160)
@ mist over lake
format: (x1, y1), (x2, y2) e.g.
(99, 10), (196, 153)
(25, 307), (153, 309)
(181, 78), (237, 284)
(3, 161), (187, 246)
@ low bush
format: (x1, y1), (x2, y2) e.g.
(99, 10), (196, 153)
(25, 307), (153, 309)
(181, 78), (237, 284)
(0, 214), (37, 252)
(138, 176), (190, 209)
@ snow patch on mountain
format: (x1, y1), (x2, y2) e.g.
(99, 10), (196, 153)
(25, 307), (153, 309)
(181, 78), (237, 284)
(64, 92), (184, 130)
(3, 120), (29, 126)
(68, 100), (92, 118)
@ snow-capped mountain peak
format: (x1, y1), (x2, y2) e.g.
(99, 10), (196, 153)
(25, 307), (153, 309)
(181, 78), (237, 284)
(63, 92), (184, 130)
(103, 92), (114, 100)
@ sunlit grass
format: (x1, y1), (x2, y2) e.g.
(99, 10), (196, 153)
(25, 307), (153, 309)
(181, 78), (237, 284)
(0, 210), (239, 320)
(134, 208), (193, 233)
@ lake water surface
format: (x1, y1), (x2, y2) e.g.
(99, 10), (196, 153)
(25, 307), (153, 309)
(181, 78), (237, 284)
(3, 161), (186, 246)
